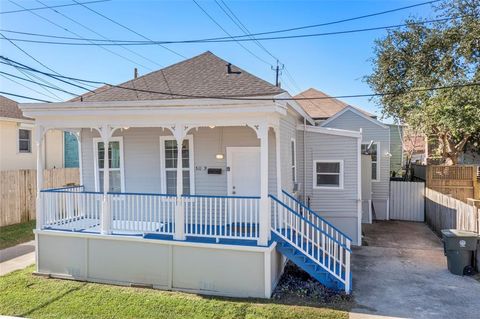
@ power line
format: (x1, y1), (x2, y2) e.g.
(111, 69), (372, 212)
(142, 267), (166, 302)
(0, 73), (61, 101)
(0, 0), (110, 14)
(71, 0), (187, 59)
(192, 0), (272, 66)
(215, 0), (278, 62)
(9, 0), (152, 72)
(0, 91), (52, 103)
(0, 32), (89, 99)
(3, 55), (480, 102)
(0, 70), (78, 96)
(35, 0), (160, 70)
(1, 49), (65, 100)
(0, 16), (461, 46)
(209, 0), (442, 40)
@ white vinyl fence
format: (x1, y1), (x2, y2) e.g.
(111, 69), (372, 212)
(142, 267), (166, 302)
(425, 188), (480, 235)
(389, 181), (425, 222)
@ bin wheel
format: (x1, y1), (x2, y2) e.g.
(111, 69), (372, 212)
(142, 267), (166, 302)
(463, 265), (476, 276)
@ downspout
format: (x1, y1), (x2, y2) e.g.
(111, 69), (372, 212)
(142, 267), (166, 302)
(303, 117), (306, 200)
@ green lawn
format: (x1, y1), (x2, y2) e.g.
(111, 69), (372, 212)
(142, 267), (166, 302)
(0, 266), (347, 319)
(0, 220), (36, 250)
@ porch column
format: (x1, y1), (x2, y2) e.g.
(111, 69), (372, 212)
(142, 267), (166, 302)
(174, 124), (186, 240)
(100, 125), (112, 235)
(35, 125), (45, 230)
(258, 123), (269, 246)
(273, 126), (282, 198)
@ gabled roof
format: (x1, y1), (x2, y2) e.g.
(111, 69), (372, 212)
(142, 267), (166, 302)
(320, 105), (388, 129)
(0, 95), (32, 120)
(294, 88), (374, 119)
(72, 51), (284, 102)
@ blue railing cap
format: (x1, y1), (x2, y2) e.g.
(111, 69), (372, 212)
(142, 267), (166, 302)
(182, 194), (260, 200)
(41, 185), (84, 192)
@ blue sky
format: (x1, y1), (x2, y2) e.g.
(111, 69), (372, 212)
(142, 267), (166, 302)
(0, 0), (436, 118)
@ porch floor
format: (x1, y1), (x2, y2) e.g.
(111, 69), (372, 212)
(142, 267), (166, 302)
(43, 219), (265, 247)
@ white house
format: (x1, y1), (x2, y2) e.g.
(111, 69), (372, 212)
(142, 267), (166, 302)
(0, 95), (66, 171)
(295, 88), (391, 222)
(20, 52), (361, 298)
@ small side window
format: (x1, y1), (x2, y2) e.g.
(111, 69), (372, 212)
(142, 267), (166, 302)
(313, 160), (343, 189)
(18, 129), (31, 153)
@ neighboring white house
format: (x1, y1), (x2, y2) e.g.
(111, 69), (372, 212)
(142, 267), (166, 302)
(20, 52), (360, 298)
(0, 95), (66, 171)
(295, 88), (391, 221)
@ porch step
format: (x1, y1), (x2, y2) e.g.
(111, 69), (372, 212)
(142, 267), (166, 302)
(272, 232), (348, 292)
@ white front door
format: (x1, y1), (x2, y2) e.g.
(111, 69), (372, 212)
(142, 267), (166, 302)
(226, 147), (261, 196)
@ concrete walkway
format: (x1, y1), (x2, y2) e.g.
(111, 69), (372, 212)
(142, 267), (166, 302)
(350, 221), (480, 319)
(0, 241), (35, 276)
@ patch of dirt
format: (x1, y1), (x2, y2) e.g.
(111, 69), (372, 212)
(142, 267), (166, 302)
(272, 261), (354, 310)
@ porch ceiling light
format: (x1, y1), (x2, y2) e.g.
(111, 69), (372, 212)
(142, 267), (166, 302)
(216, 153), (224, 160)
(209, 125), (216, 129)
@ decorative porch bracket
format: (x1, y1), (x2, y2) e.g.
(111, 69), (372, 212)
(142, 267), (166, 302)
(35, 125), (46, 230)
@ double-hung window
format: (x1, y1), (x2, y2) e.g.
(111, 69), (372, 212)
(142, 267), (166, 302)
(313, 160), (344, 189)
(18, 129), (31, 153)
(160, 135), (194, 195)
(291, 138), (297, 183)
(94, 137), (124, 192)
(361, 142), (379, 181)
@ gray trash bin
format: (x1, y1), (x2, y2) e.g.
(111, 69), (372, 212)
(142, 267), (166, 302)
(441, 229), (479, 276)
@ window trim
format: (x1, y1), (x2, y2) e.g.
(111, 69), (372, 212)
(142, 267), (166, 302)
(17, 128), (32, 153)
(159, 135), (195, 195)
(93, 137), (125, 192)
(361, 141), (380, 182)
(313, 159), (344, 190)
(291, 138), (297, 183)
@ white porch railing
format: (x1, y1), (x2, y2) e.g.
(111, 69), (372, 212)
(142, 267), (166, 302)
(108, 192), (176, 235)
(41, 186), (102, 231)
(181, 194), (260, 240)
(281, 190), (353, 248)
(270, 192), (351, 293)
(40, 188), (259, 239)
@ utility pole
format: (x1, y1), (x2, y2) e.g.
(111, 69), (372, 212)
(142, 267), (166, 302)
(272, 60), (284, 87)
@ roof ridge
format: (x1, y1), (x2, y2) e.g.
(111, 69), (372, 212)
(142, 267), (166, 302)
(70, 51), (283, 102)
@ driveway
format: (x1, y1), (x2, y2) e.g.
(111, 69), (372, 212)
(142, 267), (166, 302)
(350, 221), (480, 319)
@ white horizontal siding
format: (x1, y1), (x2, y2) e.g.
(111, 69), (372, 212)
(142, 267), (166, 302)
(81, 126), (276, 195)
(322, 109), (390, 201)
(296, 129), (360, 243)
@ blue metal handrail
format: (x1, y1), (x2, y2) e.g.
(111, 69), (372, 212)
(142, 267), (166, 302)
(281, 190), (353, 242)
(40, 185), (85, 192)
(269, 194), (351, 252)
(108, 191), (177, 197)
(182, 194), (260, 200)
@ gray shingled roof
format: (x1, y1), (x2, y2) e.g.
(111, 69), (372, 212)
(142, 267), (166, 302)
(294, 88), (375, 119)
(72, 51), (284, 102)
(0, 95), (32, 120)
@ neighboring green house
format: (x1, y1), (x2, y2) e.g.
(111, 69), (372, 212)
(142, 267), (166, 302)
(388, 124), (403, 176)
(64, 131), (79, 168)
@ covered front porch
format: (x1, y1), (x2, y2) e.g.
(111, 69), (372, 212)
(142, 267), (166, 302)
(29, 98), (287, 247)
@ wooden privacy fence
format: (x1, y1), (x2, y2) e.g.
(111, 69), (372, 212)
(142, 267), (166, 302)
(425, 188), (480, 236)
(389, 181), (425, 222)
(413, 164), (479, 202)
(0, 168), (80, 227)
